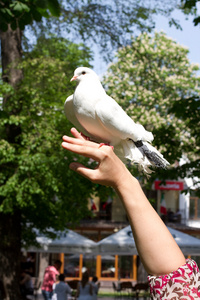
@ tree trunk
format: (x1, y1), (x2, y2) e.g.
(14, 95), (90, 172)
(0, 25), (23, 88)
(1, 25), (23, 142)
(0, 212), (22, 300)
(0, 26), (24, 300)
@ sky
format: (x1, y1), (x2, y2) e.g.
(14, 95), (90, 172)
(155, 8), (200, 67)
(93, 7), (200, 77)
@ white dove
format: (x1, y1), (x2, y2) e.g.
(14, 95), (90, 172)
(64, 67), (169, 174)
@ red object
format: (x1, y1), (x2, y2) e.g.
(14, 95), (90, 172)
(155, 180), (184, 191)
(41, 266), (59, 292)
(91, 203), (97, 210)
(102, 202), (107, 210)
(160, 192), (167, 215)
(160, 204), (167, 215)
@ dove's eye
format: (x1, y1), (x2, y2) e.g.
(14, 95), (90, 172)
(82, 71), (86, 75)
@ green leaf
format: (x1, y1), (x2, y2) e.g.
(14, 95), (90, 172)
(37, 7), (50, 18)
(10, 2), (30, 13)
(1, 8), (13, 17)
(47, 0), (60, 17)
(19, 11), (33, 28)
(35, 0), (48, 9)
(194, 16), (200, 25)
(31, 8), (42, 22)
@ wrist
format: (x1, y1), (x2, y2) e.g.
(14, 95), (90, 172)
(114, 170), (139, 198)
(114, 171), (147, 210)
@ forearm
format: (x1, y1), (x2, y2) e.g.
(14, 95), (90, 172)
(115, 173), (185, 276)
(62, 130), (186, 276)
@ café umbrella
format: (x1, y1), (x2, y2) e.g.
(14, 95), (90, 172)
(28, 229), (97, 254)
(96, 225), (137, 255)
(96, 225), (200, 255)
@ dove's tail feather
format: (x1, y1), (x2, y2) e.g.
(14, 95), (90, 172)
(134, 140), (169, 169)
(114, 139), (169, 175)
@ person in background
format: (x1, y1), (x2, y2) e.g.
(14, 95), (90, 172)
(26, 253), (35, 276)
(53, 274), (71, 300)
(41, 260), (62, 300)
(20, 269), (34, 299)
(90, 276), (100, 300)
(167, 208), (174, 222)
(76, 271), (93, 300)
(62, 128), (200, 299)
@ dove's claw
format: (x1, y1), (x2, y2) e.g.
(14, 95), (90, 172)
(99, 143), (114, 150)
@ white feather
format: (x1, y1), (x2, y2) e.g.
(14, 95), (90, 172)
(64, 67), (169, 174)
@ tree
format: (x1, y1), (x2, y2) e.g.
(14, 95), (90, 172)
(0, 0), (61, 87)
(180, 0), (200, 26)
(0, 2), (61, 299)
(0, 1), (188, 298)
(0, 0), (60, 31)
(103, 31), (200, 184)
(169, 95), (200, 192)
(24, 0), (180, 60)
(0, 35), (95, 299)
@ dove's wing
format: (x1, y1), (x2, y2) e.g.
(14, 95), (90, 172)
(64, 95), (88, 135)
(95, 95), (153, 143)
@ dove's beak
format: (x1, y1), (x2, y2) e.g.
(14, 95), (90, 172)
(70, 75), (78, 82)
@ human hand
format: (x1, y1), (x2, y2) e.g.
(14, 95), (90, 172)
(62, 128), (129, 188)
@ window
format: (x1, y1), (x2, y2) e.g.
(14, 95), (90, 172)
(119, 256), (134, 279)
(101, 255), (115, 278)
(64, 254), (137, 280)
(83, 255), (96, 276)
(64, 254), (80, 277)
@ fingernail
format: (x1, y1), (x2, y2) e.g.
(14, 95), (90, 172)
(62, 142), (68, 147)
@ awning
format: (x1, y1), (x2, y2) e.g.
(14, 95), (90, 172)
(28, 229), (97, 254)
(96, 225), (200, 255)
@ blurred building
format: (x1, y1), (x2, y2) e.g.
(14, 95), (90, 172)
(23, 176), (200, 289)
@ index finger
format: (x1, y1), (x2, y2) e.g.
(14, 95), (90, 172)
(62, 139), (104, 162)
(62, 134), (99, 149)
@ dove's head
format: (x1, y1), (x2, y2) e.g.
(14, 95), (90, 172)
(70, 67), (99, 83)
